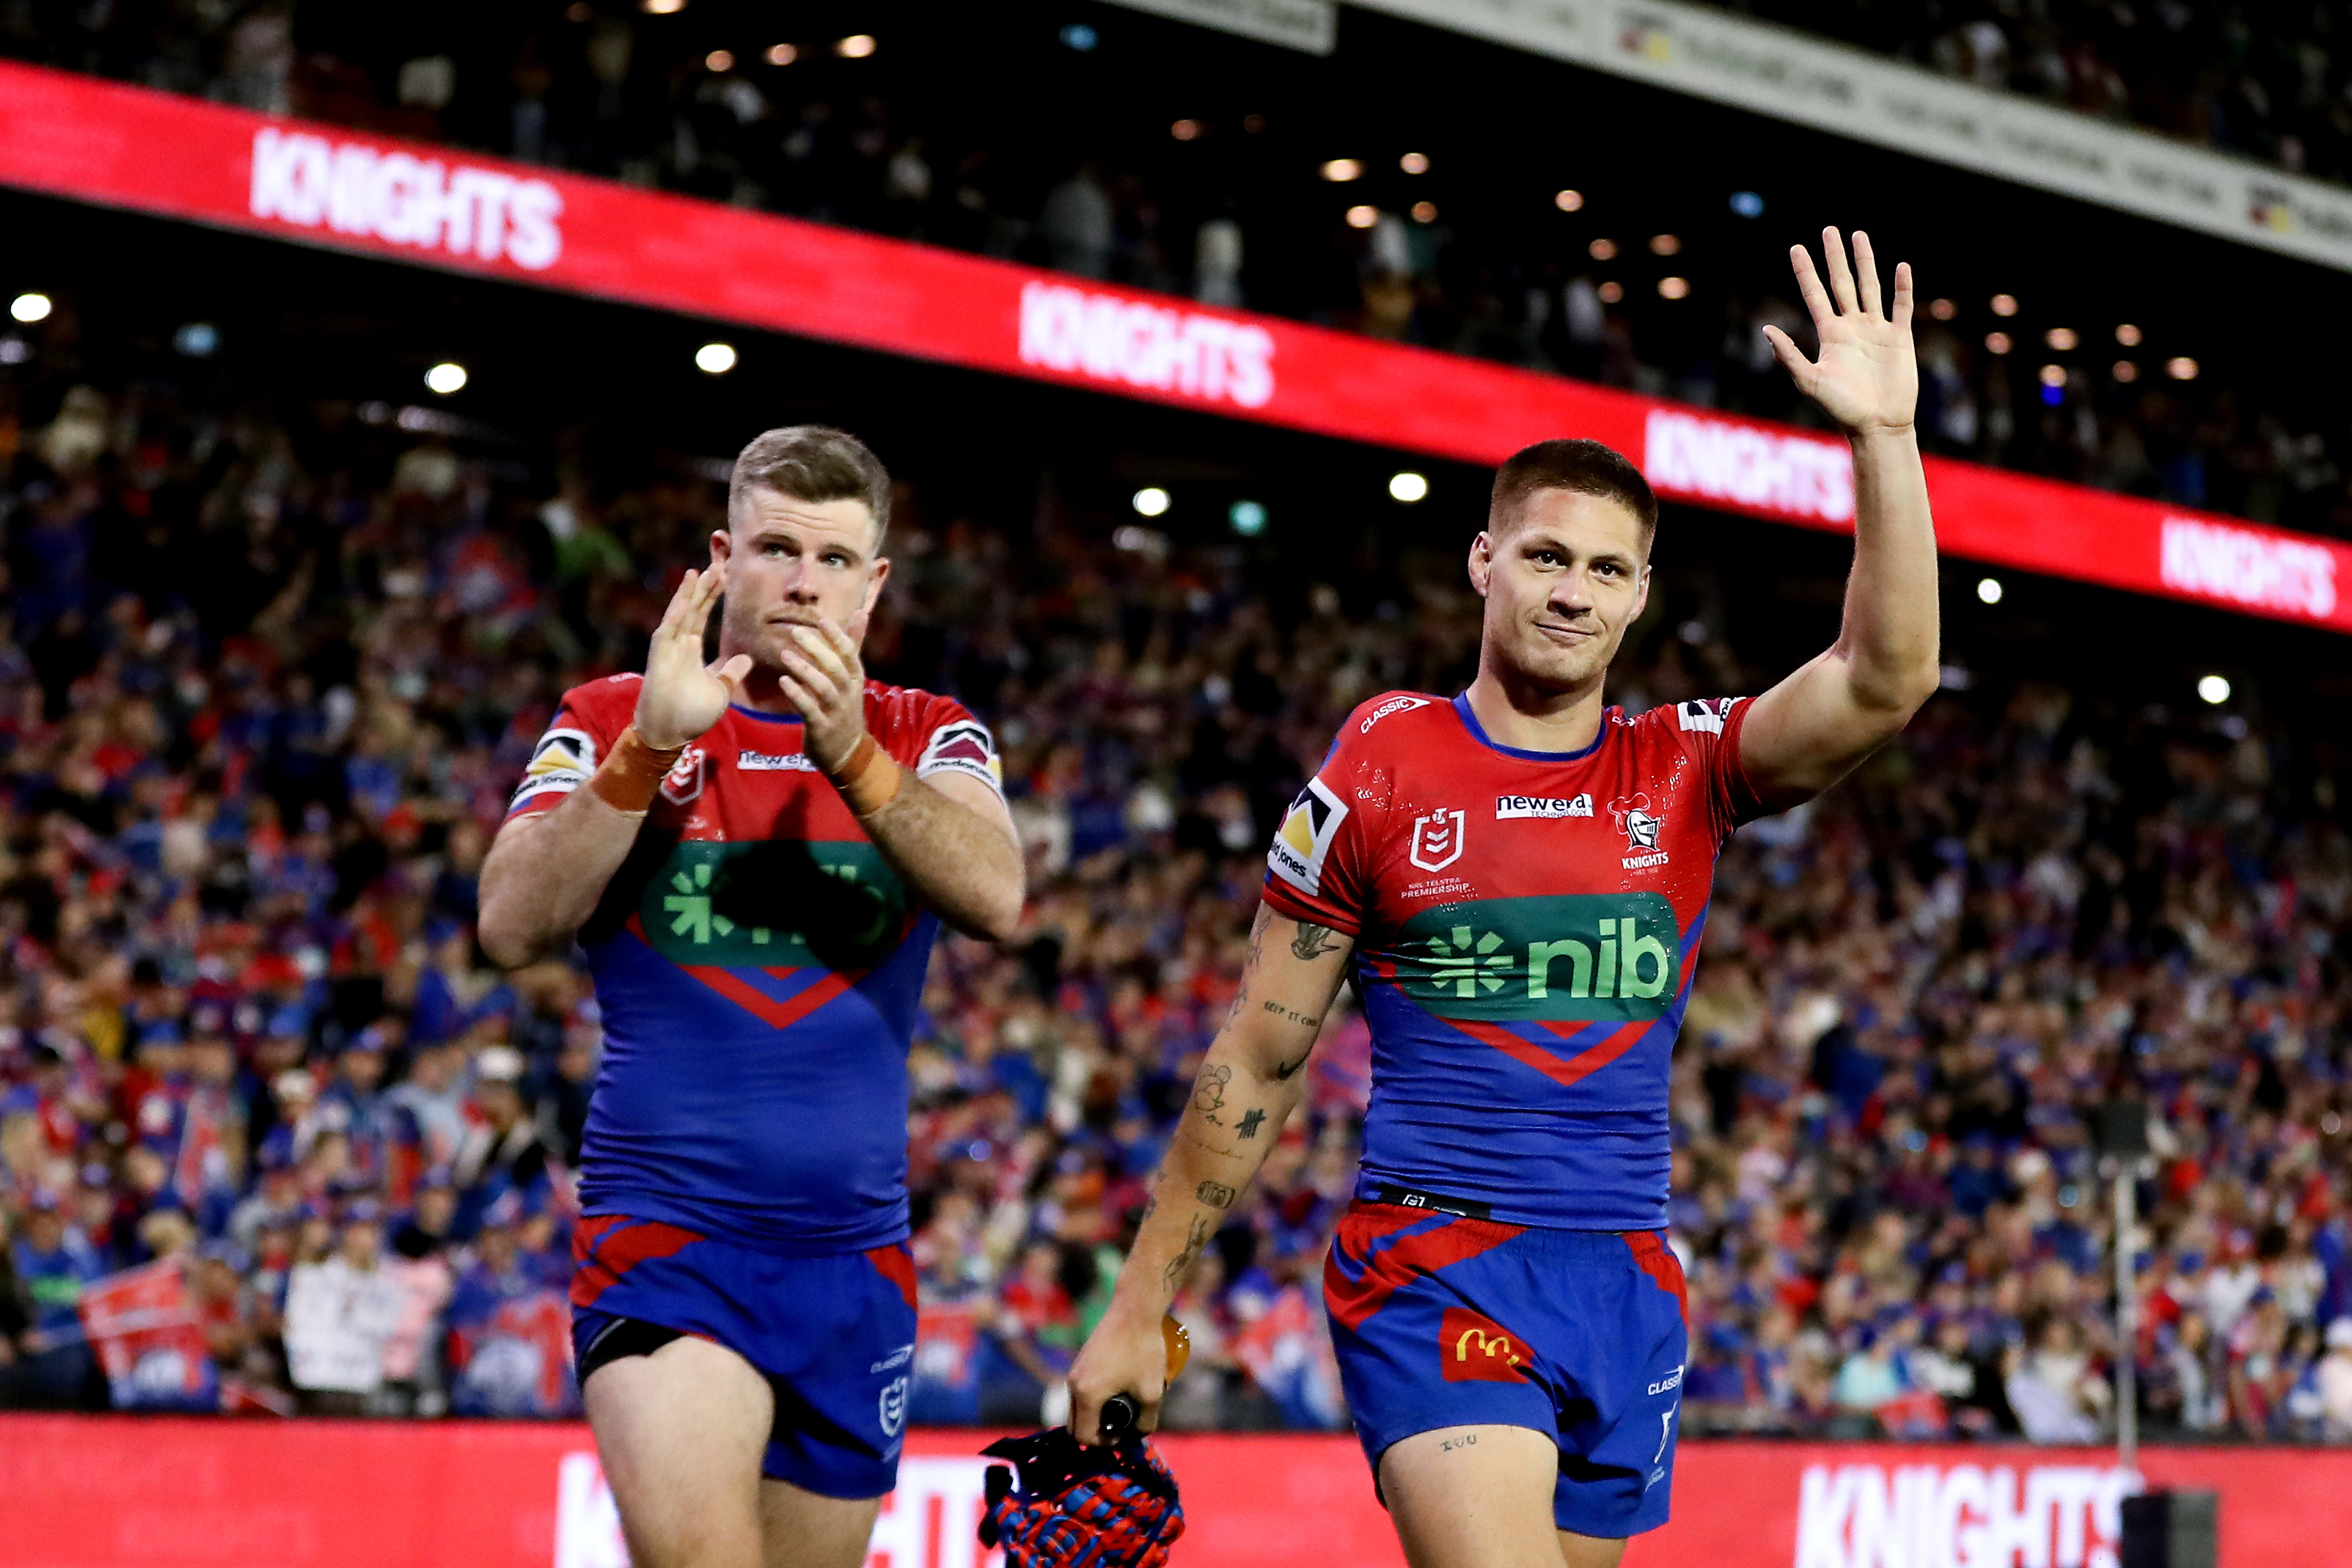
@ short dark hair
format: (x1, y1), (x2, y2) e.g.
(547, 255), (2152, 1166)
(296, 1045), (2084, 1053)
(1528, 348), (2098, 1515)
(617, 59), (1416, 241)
(728, 425), (893, 547)
(1488, 438), (1657, 546)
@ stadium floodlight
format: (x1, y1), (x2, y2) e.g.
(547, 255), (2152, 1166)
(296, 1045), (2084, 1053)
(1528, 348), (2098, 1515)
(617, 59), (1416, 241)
(1320, 158), (1363, 183)
(1400, 152), (1429, 174)
(1928, 298), (1957, 320)
(2038, 364), (2067, 388)
(1554, 188), (1584, 212)
(9, 292), (51, 323)
(1229, 500), (1267, 536)
(2166, 356), (2199, 381)
(1976, 577), (2003, 605)
(640, 0), (682, 13)
(1170, 120), (1201, 142)
(1388, 471), (1429, 503)
(1983, 331), (2012, 356)
(835, 34), (876, 57)
(173, 322), (219, 358)
(696, 342), (738, 374)
(1410, 201), (1437, 224)
(1658, 276), (1690, 300)
(2113, 360), (2139, 384)
(2114, 323), (2142, 346)
(2045, 327), (2078, 351)
(1131, 487), (1170, 518)
(1990, 293), (2018, 317)
(425, 362), (468, 395)
(706, 49), (734, 72)
(1588, 238), (1616, 261)
(1729, 191), (1764, 218)
(1649, 234), (1680, 256)
(2197, 674), (2231, 706)
(766, 43), (799, 65)
(1344, 205), (1377, 230)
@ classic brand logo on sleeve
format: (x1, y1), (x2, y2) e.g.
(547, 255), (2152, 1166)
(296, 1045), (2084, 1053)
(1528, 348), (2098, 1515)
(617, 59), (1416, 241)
(1394, 893), (1681, 1022)
(249, 127), (564, 270)
(1360, 695), (1432, 733)
(915, 720), (1004, 791)
(1267, 777), (1348, 897)
(1495, 794), (1592, 819)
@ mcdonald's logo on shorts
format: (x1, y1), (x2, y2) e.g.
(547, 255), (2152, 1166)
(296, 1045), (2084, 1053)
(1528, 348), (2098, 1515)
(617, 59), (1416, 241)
(1439, 1306), (1530, 1384)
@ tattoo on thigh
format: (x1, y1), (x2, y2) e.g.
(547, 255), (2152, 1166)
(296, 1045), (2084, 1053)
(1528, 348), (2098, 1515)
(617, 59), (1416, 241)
(1437, 1432), (1479, 1454)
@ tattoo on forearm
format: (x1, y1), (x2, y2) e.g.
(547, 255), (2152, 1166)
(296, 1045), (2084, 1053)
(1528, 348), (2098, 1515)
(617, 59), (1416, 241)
(1193, 1063), (1231, 1124)
(1262, 1000), (1322, 1030)
(1291, 921), (1343, 961)
(1163, 1215), (1212, 1289)
(1196, 1179), (1238, 1209)
(1237, 1108), (1266, 1139)
(1272, 1053), (1309, 1081)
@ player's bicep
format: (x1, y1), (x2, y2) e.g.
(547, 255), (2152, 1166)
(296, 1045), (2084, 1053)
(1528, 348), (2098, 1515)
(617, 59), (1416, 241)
(1737, 649), (1908, 804)
(1226, 904), (1355, 1082)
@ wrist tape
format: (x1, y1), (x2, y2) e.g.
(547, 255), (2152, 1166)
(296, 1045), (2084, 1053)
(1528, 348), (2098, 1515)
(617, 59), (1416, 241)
(827, 733), (903, 817)
(588, 727), (687, 817)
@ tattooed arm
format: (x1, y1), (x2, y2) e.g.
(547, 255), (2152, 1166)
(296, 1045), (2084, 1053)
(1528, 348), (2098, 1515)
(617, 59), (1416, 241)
(1067, 902), (1356, 1441)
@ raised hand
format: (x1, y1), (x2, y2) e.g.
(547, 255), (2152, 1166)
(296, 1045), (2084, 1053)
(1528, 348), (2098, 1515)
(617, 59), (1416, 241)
(633, 562), (752, 750)
(1765, 227), (1917, 437)
(776, 618), (870, 774)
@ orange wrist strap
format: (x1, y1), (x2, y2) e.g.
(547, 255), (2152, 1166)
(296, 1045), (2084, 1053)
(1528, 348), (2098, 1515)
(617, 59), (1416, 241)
(588, 727), (686, 817)
(827, 733), (903, 817)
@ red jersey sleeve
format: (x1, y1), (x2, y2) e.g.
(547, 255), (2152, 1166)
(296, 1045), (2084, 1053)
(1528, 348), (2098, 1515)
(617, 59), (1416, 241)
(506, 675), (639, 821)
(869, 686), (1005, 799)
(1259, 696), (1404, 937)
(1673, 697), (1768, 840)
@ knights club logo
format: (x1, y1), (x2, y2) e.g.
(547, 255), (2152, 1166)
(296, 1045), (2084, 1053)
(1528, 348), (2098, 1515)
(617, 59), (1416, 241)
(1609, 793), (1663, 853)
(1409, 808), (1466, 871)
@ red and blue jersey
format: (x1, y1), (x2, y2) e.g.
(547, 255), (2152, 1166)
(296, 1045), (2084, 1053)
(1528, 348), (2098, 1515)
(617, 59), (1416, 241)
(510, 674), (1003, 1254)
(1259, 692), (1764, 1232)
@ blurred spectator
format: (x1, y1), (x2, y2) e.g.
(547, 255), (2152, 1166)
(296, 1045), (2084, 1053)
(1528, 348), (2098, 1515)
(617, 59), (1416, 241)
(10, 1193), (100, 1406)
(282, 1206), (404, 1413)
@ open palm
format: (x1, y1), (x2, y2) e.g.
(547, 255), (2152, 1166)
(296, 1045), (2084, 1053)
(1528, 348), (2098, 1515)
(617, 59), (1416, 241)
(1764, 227), (1917, 436)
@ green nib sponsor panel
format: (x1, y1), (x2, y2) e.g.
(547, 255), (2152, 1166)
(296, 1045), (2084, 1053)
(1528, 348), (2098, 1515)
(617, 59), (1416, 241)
(645, 840), (908, 969)
(1397, 894), (1680, 1022)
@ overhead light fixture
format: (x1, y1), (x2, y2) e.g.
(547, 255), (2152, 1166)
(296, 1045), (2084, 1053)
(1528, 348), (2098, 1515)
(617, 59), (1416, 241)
(425, 362), (467, 395)
(695, 342), (737, 374)
(2044, 326), (2077, 350)
(834, 34), (876, 57)
(1649, 234), (1681, 256)
(2115, 323), (2142, 346)
(1588, 238), (1616, 261)
(1321, 158), (1363, 183)
(1554, 188), (1584, 212)
(1984, 331), (2012, 356)
(1229, 499), (1267, 536)
(1400, 152), (1429, 174)
(1929, 298), (1957, 320)
(2197, 674), (2230, 705)
(1132, 486), (1170, 517)
(9, 292), (51, 323)
(705, 48), (734, 71)
(2166, 356), (2199, 380)
(1977, 576), (2003, 604)
(1658, 276), (1690, 299)
(1410, 201), (1437, 223)
(766, 43), (798, 65)
(1388, 471), (1428, 503)
(1171, 119), (1201, 141)
(1344, 205), (1377, 229)
(1990, 293), (2018, 317)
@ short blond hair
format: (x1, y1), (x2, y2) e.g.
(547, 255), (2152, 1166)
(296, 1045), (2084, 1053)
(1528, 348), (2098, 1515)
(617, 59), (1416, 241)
(728, 425), (892, 547)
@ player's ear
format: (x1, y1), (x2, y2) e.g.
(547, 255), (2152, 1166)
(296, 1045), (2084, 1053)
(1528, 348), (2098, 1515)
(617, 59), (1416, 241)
(1631, 563), (1652, 623)
(708, 527), (733, 564)
(1468, 531), (1494, 597)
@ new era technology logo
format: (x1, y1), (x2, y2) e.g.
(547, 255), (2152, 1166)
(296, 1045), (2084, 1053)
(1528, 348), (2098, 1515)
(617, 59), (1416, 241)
(1495, 794), (1592, 819)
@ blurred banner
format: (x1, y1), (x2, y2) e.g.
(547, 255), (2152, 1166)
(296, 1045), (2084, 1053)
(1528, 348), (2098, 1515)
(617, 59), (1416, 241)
(4, 1415), (2352, 1567)
(0, 62), (2345, 634)
(1360, 0), (2352, 274)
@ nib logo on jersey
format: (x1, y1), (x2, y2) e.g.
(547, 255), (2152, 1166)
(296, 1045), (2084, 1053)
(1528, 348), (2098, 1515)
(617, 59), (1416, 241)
(643, 841), (911, 971)
(1395, 893), (1681, 1022)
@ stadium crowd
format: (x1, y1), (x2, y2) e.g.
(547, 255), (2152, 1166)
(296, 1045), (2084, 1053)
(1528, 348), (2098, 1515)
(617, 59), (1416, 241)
(7, 3), (2352, 541)
(1, 312), (2351, 1445)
